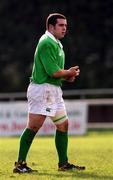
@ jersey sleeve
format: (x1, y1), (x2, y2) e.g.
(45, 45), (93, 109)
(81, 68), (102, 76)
(39, 44), (61, 76)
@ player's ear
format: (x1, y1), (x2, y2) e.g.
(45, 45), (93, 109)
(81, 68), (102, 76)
(49, 24), (54, 31)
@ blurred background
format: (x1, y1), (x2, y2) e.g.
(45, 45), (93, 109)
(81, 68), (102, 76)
(0, 0), (113, 135)
(1, 0), (113, 92)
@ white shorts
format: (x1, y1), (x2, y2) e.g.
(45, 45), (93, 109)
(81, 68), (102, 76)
(27, 82), (68, 124)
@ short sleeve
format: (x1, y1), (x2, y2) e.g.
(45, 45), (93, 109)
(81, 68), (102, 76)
(39, 44), (61, 76)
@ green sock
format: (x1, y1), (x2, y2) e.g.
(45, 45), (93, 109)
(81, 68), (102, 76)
(18, 128), (36, 162)
(55, 130), (68, 166)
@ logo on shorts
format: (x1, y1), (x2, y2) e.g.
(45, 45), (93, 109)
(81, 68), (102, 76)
(46, 107), (51, 112)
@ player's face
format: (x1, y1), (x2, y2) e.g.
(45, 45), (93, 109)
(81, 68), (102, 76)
(52, 19), (67, 39)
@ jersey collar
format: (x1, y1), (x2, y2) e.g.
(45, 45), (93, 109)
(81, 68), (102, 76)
(45, 30), (63, 49)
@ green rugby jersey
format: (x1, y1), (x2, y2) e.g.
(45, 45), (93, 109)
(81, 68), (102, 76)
(30, 31), (65, 86)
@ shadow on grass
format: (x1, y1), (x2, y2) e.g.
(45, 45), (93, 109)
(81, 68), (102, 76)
(7, 170), (113, 180)
(36, 171), (113, 180)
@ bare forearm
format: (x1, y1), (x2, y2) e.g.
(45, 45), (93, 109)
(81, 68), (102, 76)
(52, 69), (74, 78)
(52, 66), (80, 78)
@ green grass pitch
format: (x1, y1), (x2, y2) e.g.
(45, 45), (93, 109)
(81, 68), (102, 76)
(0, 130), (113, 180)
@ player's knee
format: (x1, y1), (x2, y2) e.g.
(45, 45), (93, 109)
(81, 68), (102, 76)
(64, 120), (68, 131)
(27, 114), (45, 132)
(56, 120), (68, 132)
(27, 124), (43, 132)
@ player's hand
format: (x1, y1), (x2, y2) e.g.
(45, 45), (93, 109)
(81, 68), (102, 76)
(69, 66), (80, 77)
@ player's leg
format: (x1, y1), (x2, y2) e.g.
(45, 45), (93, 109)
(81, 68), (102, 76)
(51, 96), (85, 171)
(51, 111), (69, 168)
(54, 115), (85, 171)
(18, 113), (46, 163)
(13, 82), (47, 173)
(51, 112), (85, 171)
(13, 113), (46, 173)
(49, 86), (69, 169)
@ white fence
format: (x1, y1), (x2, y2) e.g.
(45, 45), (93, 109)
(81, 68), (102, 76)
(0, 89), (113, 136)
(0, 88), (113, 100)
(0, 100), (88, 136)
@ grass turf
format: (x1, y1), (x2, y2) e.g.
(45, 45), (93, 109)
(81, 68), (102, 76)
(0, 130), (113, 180)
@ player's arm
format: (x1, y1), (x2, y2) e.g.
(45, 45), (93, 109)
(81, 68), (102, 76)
(39, 43), (80, 79)
(52, 66), (80, 79)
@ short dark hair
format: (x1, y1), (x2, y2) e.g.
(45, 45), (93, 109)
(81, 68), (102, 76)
(46, 13), (66, 29)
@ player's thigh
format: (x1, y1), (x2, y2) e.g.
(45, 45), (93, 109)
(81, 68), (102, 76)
(27, 113), (46, 131)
